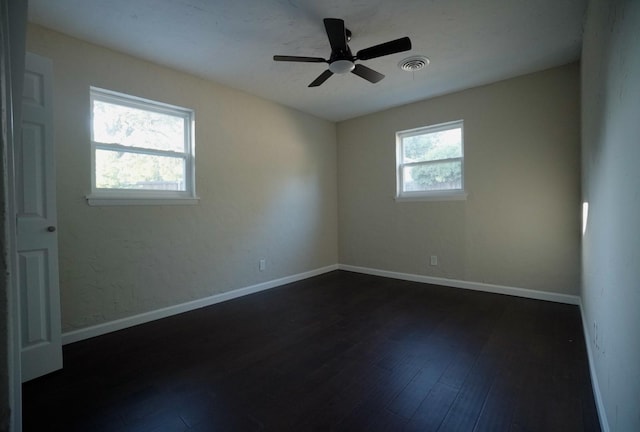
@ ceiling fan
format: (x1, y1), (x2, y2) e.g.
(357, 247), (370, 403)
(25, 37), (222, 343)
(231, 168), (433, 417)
(273, 18), (412, 87)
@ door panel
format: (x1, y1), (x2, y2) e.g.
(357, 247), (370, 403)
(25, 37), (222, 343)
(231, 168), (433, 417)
(18, 122), (45, 216)
(19, 52), (62, 382)
(20, 250), (50, 345)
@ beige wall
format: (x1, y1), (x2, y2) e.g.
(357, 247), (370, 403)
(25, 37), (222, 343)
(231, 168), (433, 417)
(338, 64), (581, 295)
(581, 1), (640, 430)
(27, 24), (338, 332)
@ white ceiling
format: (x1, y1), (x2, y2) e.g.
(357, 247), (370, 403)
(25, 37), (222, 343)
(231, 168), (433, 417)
(28, 0), (586, 122)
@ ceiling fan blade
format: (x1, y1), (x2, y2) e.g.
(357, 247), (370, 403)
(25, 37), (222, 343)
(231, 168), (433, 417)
(356, 37), (412, 61)
(309, 70), (334, 87)
(352, 64), (385, 83)
(323, 18), (348, 53)
(273, 55), (327, 63)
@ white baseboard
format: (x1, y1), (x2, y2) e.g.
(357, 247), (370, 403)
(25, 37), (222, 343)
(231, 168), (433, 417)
(338, 264), (581, 305)
(63, 263), (580, 344)
(579, 300), (610, 432)
(62, 264), (339, 345)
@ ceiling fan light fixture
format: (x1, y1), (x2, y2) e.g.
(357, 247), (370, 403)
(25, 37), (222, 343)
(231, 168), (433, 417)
(329, 59), (355, 74)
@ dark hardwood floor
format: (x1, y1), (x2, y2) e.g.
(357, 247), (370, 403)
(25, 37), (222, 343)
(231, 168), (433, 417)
(22, 270), (601, 431)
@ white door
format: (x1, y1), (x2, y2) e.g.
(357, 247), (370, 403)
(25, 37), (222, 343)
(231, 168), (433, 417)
(18, 52), (62, 382)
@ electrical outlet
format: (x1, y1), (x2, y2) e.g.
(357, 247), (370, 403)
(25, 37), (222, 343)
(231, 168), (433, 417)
(259, 259), (266, 271)
(430, 255), (438, 266)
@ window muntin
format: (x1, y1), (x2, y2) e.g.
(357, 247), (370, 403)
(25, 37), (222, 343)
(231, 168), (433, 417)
(396, 120), (464, 199)
(89, 87), (195, 202)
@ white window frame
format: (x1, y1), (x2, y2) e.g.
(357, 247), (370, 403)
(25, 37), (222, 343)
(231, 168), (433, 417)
(86, 87), (198, 206)
(396, 120), (467, 201)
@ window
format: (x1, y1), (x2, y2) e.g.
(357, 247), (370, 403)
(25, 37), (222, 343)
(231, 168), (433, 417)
(87, 87), (197, 205)
(396, 120), (465, 200)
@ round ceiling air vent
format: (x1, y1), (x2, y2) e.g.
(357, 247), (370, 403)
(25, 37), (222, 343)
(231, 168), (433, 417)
(398, 56), (430, 72)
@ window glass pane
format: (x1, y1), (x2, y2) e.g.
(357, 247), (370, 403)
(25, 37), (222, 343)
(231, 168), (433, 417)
(96, 149), (186, 191)
(403, 161), (462, 192)
(93, 100), (185, 152)
(402, 128), (462, 163)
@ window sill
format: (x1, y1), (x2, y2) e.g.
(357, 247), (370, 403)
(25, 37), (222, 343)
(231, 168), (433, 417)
(395, 191), (467, 202)
(86, 195), (200, 206)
